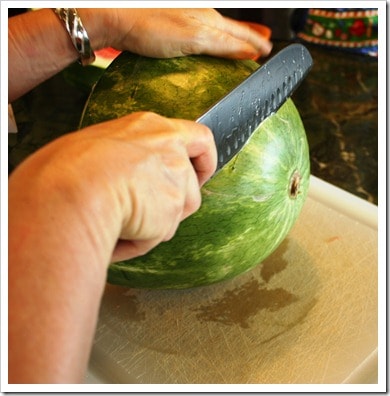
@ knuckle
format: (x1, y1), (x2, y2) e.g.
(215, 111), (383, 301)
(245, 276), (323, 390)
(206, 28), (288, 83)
(182, 27), (210, 55)
(184, 188), (202, 216)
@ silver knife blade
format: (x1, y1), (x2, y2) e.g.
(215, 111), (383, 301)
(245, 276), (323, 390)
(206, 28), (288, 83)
(196, 43), (313, 172)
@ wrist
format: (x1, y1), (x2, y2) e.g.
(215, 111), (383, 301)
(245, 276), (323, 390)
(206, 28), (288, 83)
(75, 8), (115, 51)
(8, 147), (117, 383)
(9, 139), (123, 273)
(53, 8), (96, 66)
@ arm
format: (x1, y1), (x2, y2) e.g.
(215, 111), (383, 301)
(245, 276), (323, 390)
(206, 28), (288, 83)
(8, 112), (216, 383)
(8, 8), (272, 102)
(8, 9), (107, 102)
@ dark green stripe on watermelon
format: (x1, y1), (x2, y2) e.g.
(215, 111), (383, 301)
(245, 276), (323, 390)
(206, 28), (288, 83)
(80, 52), (310, 289)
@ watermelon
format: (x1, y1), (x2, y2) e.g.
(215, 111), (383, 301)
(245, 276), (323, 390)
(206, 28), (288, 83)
(80, 52), (310, 289)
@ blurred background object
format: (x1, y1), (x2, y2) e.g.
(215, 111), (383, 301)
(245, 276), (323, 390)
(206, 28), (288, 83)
(293, 8), (378, 57)
(218, 8), (378, 56)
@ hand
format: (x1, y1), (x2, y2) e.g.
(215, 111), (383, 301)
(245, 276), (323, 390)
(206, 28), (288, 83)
(90, 112), (217, 261)
(9, 112), (217, 264)
(9, 112), (216, 383)
(103, 8), (272, 59)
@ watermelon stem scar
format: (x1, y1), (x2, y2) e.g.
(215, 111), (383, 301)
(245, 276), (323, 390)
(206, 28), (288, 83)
(289, 170), (301, 199)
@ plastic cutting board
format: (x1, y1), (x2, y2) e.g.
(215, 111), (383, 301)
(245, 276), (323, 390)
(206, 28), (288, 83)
(85, 175), (378, 385)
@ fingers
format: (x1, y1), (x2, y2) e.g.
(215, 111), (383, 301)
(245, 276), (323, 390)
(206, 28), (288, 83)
(112, 239), (160, 262)
(173, 119), (218, 186)
(107, 113), (216, 262)
(217, 16), (273, 57)
(181, 10), (272, 59)
(119, 113), (217, 187)
(112, 9), (272, 60)
(189, 25), (272, 60)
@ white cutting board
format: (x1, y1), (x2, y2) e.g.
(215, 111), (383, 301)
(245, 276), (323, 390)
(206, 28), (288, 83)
(85, 175), (378, 385)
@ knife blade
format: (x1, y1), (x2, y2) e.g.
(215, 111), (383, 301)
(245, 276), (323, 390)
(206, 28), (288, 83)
(196, 43), (313, 172)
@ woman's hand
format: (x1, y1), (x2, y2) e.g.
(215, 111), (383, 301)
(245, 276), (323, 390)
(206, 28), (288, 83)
(75, 112), (217, 262)
(8, 112), (216, 383)
(9, 112), (217, 265)
(104, 8), (272, 59)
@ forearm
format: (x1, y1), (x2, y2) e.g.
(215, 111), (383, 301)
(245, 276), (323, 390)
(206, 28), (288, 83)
(7, 111), (216, 383)
(8, 151), (118, 383)
(8, 8), (110, 102)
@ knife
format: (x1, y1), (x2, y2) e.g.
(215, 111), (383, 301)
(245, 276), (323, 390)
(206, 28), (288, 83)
(196, 43), (313, 172)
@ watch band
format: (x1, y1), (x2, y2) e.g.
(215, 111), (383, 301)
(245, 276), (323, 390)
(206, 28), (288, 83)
(54, 8), (96, 66)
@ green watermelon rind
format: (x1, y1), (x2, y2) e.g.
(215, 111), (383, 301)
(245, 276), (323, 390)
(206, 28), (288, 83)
(80, 53), (259, 127)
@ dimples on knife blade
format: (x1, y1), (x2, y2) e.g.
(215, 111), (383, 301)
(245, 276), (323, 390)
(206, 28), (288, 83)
(196, 44), (313, 171)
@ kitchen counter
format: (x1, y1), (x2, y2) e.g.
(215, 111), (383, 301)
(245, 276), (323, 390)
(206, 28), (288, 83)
(9, 40), (378, 205)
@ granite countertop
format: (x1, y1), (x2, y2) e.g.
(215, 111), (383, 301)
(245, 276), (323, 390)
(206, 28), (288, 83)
(9, 40), (378, 204)
(270, 41), (378, 205)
